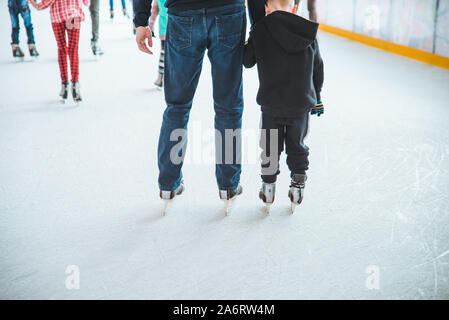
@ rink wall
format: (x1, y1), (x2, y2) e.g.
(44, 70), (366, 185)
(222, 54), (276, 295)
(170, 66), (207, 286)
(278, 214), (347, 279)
(299, 0), (449, 69)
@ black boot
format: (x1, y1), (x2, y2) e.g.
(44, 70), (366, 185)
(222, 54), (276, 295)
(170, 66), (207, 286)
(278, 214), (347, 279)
(91, 40), (104, 56)
(29, 44), (39, 58)
(12, 44), (25, 60)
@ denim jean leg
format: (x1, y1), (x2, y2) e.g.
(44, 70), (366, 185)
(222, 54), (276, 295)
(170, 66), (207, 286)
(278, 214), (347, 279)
(9, 9), (19, 44)
(21, 6), (35, 44)
(206, 4), (246, 190)
(158, 10), (207, 191)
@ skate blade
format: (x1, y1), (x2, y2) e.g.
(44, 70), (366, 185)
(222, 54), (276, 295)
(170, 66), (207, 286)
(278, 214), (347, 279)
(223, 199), (236, 215)
(290, 203), (297, 214)
(60, 98), (67, 104)
(162, 199), (172, 215)
(265, 204), (271, 214)
(14, 57), (25, 62)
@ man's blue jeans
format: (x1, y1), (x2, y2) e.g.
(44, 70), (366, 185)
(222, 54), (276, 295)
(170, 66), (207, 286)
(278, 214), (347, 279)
(158, 3), (246, 191)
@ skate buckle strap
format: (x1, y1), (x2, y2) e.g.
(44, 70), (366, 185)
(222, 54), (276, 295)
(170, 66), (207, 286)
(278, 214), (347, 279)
(160, 190), (173, 200)
(219, 190), (229, 200)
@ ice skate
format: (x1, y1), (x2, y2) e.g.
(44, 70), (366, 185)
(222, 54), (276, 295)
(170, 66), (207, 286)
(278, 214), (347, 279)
(91, 40), (104, 57)
(28, 44), (39, 58)
(259, 182), (276, 213)
(110, 9), (114, 19)
(219, 185), (242, 215)
(160, 181), (185, 215)
(123, 8), (129, 18)
(71, 82), (82, 104)
(12, 44), (25, 61)
(59, 81), (69, 103)
(154, 73), (163, 89)
(288, 174), (306, 213)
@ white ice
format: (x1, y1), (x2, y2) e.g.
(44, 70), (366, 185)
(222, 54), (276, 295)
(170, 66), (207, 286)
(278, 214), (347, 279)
(1, 5), (449, 299)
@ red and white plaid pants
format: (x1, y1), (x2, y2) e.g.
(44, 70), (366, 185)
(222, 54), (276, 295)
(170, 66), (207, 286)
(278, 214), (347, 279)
(52, 18), (81, 83)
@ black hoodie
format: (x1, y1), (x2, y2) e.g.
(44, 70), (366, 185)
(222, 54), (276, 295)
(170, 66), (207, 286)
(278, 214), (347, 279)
(243, 11), (324, 118)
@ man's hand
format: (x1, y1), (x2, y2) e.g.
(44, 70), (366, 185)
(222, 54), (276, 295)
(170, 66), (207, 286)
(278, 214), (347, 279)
(136, 26), (153, 54)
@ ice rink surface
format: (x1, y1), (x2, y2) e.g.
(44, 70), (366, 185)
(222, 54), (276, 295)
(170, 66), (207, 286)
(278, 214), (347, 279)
(1, 4), (449, 299)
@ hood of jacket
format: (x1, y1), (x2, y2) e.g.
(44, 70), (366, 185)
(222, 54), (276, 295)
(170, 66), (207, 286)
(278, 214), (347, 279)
(259, 10), (319, 53)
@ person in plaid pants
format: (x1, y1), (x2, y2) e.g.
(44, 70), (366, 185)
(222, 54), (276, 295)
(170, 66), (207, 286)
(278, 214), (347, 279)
(27, 0), (90, 103)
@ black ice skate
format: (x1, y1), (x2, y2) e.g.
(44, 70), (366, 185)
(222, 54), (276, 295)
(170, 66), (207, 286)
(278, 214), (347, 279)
(59, 81), (69, 103)
(71, 82), (82, 103)
(154, 73), (163, 89)
(123, 8), (129, 18)
(91, 40), (104, 57)
(28, 44), (39, 58)
(160, 180), (185, 214)
(12, 44), (25, 61)
(259, 182), (276, 213)
(288, 174), (306, 213)
(219, 185), (242, 215)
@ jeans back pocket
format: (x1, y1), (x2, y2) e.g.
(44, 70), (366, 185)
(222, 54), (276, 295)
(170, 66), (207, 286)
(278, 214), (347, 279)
(167, 14), (193, 50)
(216, 10), (245, 49)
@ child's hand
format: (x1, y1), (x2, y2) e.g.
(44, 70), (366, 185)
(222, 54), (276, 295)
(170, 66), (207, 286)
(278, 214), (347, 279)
(311, 101), (324, 117)
(27, 0), (37, 9)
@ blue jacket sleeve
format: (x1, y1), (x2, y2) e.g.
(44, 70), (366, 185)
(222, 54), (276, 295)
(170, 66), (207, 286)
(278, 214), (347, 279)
(133, 0), (154, 27)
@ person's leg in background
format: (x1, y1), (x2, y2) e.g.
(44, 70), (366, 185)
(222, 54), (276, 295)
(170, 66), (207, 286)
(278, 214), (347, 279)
(109, 0), (114, 19)
(206, 3), (246, 192)
(9, 3), (24, 59)
(307, 0), (317, 21)
(89, 0), (103, 56)
(121, 0), (129, 17)
(20, 0), (39, 57)
(157, 9), (207, 192)
(154, 0), (168, 88)
(154, 39), (165, 88)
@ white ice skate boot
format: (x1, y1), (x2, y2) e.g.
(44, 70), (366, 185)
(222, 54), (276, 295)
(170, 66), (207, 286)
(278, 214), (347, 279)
(219, 185), (242, 215)
(154, 73), (163, 89)
(71, 82), (82, 104)
(288, 174), (306, 213)
(160, 180), (185, 215)
(91, 40), (104, 57)
(259, 182), (276, 213)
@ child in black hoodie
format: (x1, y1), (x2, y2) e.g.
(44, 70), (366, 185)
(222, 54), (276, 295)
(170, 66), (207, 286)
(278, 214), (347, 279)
(243, 0), (324, 212)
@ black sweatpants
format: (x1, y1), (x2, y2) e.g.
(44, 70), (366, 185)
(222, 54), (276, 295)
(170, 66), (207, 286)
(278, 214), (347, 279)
(260, 112), (310, 183)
